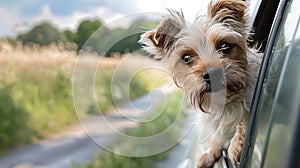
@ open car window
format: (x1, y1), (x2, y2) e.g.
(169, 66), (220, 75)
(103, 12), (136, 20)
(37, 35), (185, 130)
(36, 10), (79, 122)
(241, 0), (300, 167)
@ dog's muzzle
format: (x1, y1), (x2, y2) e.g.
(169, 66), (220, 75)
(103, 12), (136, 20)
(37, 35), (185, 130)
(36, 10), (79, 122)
(201, 67), (226, 92)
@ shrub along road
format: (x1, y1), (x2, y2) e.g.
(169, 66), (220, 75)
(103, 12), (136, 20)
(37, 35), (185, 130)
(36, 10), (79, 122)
(0, 84), (188, 168)
(0, 111), (137, 168)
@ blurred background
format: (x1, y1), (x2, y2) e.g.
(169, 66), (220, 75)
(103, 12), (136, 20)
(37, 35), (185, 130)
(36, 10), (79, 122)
(0, 0), (210, 168)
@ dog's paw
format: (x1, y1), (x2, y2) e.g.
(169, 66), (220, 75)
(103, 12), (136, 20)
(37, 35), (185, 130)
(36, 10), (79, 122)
(228, 142), (242, 163)
(228, 116), (247, 164)
(228, 129), (244, 164)
(197, 148), (221, 168)
(197, 153), (215, 168)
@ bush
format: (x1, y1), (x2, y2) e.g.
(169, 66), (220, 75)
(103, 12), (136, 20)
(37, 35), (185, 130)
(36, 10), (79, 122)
(0, 81), (33, 154)
(0, 42), (77, 153)
(74, 91), (184, 168)
(73, 152), (162, 168)
(0, 68), (76, 153)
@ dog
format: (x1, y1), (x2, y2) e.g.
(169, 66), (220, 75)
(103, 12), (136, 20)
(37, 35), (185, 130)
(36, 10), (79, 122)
(139, 0), (261, 167)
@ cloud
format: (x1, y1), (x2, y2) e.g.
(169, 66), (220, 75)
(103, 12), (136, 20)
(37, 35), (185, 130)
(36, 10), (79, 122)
(0, 7), (20, 36)
(0, 0), (211, 37)
(165, 0), (210, 22)
(19, 0), (139, 17)
(15, 0), (140, 32)
(99, 0), (139, 14)
(31, 4), (127, 32)
(31, 5), (89, 31)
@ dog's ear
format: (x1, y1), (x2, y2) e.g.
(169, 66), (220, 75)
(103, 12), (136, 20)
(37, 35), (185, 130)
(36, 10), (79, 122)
(140, 10), (185, 58)
(208, 0), (249, 32)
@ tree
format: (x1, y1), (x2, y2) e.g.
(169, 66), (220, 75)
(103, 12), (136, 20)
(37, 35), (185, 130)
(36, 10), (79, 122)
(63, 29), (77, 42)
(102, 19), (158, 56)
(18, 22), (65, 45)
(12, 18), (159, 57)
(75, 19), (102, 50)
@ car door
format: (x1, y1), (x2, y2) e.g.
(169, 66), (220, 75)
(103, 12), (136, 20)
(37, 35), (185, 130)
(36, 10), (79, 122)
(240, 0), (300, 167)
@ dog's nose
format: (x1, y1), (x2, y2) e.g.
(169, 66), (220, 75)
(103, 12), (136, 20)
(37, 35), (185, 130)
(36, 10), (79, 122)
(202, 68), (224, 84)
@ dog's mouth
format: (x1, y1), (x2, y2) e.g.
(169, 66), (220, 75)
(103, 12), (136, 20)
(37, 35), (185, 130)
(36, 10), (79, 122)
(203, 80), (226, 93)
(186, 84), (225, 113)
(196, 78), (245, 112)
(184, 69), (246, 112)
(202, 72), (226, 93)
(203, 80), (245, 95)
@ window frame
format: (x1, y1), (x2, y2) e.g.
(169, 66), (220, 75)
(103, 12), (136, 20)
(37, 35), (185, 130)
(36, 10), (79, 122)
(240, 0), (300, 167)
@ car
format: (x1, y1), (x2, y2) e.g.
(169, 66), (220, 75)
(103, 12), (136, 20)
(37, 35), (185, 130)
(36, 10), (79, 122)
(240, 0), (300, 167)
(178, 0), (300, 167)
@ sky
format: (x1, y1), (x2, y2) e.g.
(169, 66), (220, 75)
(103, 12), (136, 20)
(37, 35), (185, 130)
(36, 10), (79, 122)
(0, 0), (210, 38)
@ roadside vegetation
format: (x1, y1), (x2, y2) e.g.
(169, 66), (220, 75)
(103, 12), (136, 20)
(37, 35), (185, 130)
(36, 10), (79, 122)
(0, 16), (179, 167)
(6, 18), (158, 56)
(73, 91), (185, 168)
(0, 41), (166, 154)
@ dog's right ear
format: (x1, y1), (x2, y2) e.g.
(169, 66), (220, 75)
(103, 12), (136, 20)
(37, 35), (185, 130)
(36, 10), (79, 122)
(208, 0), (249, 35)
(140, 10), (186, 58)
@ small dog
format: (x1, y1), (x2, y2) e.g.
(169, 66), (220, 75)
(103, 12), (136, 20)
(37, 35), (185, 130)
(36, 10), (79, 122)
(140, 0), (261, 167)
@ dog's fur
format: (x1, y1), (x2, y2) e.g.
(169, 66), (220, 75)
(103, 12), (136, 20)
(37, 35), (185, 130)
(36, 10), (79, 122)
(139, 0), (261, 167)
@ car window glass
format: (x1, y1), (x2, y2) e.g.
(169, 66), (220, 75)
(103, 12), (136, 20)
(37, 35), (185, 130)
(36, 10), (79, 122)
(250, 0), (300, 167)
(262, 17), (300, 168)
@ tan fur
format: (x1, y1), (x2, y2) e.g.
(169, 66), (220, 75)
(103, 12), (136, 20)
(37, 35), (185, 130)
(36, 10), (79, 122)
(228, 113), (249, 163)
(139, 0), (261, 167)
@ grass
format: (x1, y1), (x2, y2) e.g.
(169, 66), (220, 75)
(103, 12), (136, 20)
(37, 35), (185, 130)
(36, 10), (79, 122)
(0, 41), (77, 152)
(73, 153), (163, 168)
(92, 54), (168, 114)
(73, 91), (185, 168)
(125, 91), (184, 137)
(0, 41), (167, 154)
(129, 68), (168, 99)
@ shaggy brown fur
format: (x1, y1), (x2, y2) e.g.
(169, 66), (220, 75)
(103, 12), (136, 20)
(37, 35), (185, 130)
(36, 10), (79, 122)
(140, 0), (261, 167)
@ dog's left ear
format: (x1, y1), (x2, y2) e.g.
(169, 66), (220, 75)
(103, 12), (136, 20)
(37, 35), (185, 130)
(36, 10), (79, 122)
(208, 0), (249, 33)
(140, 10), (186, 58)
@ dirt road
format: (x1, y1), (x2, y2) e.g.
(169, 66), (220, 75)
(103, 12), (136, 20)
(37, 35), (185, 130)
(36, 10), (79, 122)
(0, 84), (180, 168)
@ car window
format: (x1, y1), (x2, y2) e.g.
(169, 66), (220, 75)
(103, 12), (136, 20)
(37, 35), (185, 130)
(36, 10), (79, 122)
(249, 0), (300, 167)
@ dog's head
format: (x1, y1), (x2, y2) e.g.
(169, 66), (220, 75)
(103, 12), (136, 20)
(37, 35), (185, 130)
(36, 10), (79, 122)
(140, 0), (250, 112)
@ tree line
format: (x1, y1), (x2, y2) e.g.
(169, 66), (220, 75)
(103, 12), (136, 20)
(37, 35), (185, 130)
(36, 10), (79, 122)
(8, 18), (158, 56)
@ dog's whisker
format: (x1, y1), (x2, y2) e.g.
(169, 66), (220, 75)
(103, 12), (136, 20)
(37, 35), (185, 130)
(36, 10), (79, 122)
(184, 70), (199, 77)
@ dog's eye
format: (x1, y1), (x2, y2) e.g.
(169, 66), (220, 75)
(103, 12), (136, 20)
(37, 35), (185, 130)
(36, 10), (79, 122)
(182, 54), (193, 64)
(217, 42), (232, 54)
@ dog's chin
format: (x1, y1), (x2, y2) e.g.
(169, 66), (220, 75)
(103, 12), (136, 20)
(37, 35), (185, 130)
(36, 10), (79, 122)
(185, 82), (234, 112)
(196, 83), (236, 112)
